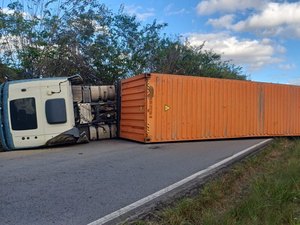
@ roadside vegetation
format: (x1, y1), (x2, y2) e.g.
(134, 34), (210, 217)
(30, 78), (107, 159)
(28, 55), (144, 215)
(0, 0), (246, 84)
(130, 138), (300, 225)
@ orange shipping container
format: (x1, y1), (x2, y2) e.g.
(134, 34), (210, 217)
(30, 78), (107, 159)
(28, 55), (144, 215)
(120, 73), (300, 143)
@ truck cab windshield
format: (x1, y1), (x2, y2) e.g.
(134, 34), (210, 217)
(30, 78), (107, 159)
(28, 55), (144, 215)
(10, 98), (38, 130)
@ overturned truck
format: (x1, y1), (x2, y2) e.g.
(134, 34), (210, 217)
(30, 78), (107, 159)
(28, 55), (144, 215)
(2, 73), (300, 150)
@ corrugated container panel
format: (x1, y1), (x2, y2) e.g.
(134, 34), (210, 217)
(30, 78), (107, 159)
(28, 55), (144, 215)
(120, 73), (300, 143)
(120, 74), (147, 142)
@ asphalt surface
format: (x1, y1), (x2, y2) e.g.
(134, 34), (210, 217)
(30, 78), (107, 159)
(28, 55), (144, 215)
(0, 138), (269, 225)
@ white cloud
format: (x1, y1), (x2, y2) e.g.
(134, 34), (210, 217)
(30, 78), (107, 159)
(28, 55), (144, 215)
(187, 32), (284, 70)
(210, 2), (300, 38)
(287, 78), (300, 85)
(196, 0), (266, 15)
(1, 8), (15, 14)
(1, 7), (33, 19)
(278, 63), (296, 70)
(207, 14), (235, 29)
(234, 2), (300, 30)
(164, 4), (189, 16)
(124, 5), (155, 21)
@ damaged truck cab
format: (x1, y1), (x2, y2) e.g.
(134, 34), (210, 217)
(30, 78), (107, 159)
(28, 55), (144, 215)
(0, 76), (117, 150)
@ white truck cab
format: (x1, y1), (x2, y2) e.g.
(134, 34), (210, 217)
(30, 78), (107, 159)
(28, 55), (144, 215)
(0, 76), (117, 150)
(0, 78), (76, 150)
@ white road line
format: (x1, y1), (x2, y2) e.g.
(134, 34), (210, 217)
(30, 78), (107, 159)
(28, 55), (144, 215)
(88, 139), (272, 225)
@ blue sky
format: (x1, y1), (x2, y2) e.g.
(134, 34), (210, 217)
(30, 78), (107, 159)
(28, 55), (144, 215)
(2, 0), (300, 84)
(100, 0), (300, 84)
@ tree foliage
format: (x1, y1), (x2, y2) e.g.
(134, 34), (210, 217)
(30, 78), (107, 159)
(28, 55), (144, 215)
(0, 0), (246, 84)
(151, 38), (246, 80)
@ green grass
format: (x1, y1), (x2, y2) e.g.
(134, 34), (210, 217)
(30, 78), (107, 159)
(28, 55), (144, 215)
(129, 138), (300, 225)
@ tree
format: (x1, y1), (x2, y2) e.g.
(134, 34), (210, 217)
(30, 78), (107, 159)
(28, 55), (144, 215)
(0, 0), (246, 84)
(0, 62), (19, 81)
(0, 1), (168, 83)
(150, 38), (246, 80)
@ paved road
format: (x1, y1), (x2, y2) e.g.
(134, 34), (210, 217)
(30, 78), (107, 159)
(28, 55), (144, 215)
(0, 138), (269, 225)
